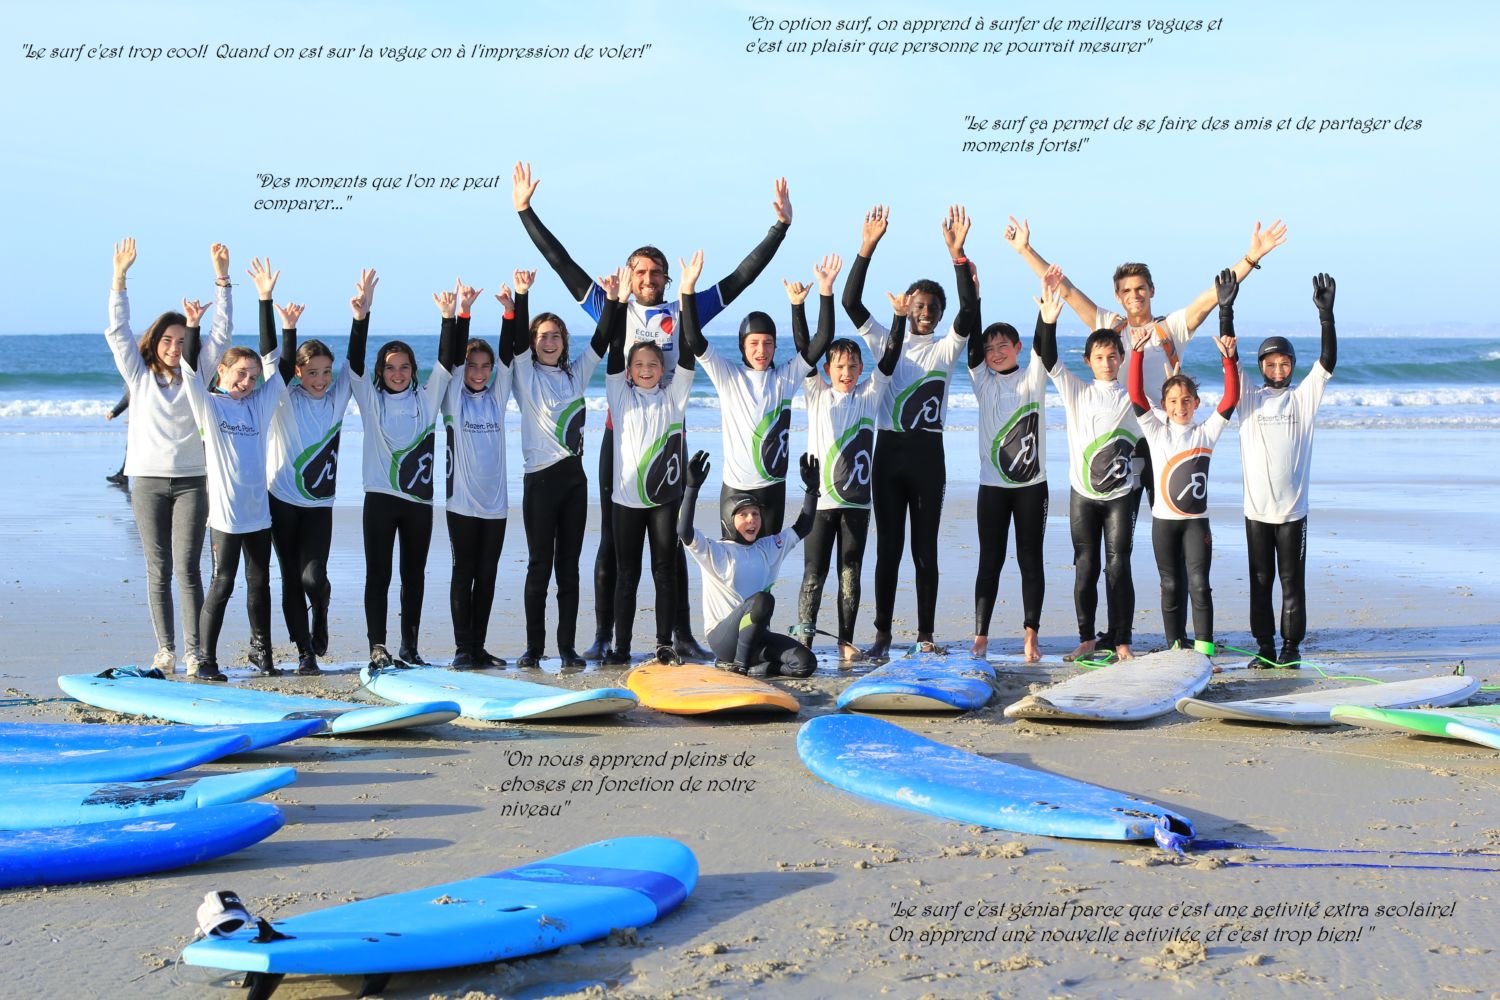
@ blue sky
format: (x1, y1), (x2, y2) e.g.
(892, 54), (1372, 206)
(3, 0), (1496, 333)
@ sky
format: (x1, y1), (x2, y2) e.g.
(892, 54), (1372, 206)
(3, 0), (1497, 335)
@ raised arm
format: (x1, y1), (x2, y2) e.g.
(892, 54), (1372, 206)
(842, 205), (888, 328)
(247, 257), (281, 368)
(347, 268), (375, 377)
(677, 250), (704, 372)
(180, 297), (208, 372)
(603, 269), (629, 375)
(512, 162), (594, 302)
(949, 213), (979, 340)
(433, 283), (458, 374)
(1313, 272), (1337, 373)
(1126, 329), (1151, 416)
(799, 254), (841, 364)
(274, 300), (304, 384)
(497, 270), (529, 366)
(105, 238), (140, 374)
(712, 177), (793, 306)
(1214, 335), (1240, 418)
(1003, 216), (1102, 329)
(790, 454), (821, 540)
(1032, 267), (1066, 371)
(679, 451), (710, 545)
(879, 301), (908, 378)
(1181, 220), (1290, 331)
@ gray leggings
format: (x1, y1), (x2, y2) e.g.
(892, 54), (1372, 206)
(129, 475), (209, 655)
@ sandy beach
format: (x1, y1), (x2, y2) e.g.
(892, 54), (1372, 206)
(3, 424), (1498, 1000)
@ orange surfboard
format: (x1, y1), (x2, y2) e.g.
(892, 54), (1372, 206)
(624, 662), (799, 715)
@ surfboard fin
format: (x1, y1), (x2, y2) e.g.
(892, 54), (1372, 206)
(251, 917), (292, 943)
(359, 973), (392, 996)
(242, 971), (284, 1000)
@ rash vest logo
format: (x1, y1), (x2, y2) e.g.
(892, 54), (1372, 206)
(1082, 429), (1137, 497)
(443, 418), (455, 500)
(753, 403), (792, 481)
(391, 427), (437, 502)
(892, 372), (946, 432)
(636, 423), (685, 506)
(824, 419), (874, 507)
(991, 404), (1041, 485)
(1162, 448), (1213, 517)
(295, 426), (341, 501)
(556, 398), (586, 456)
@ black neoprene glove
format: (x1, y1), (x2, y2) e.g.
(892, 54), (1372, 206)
(687, 450), (711, 489)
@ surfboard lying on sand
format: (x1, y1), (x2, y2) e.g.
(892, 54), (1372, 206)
(181, 837), (697, 999)
(360, 664), (637, 721)
(625, 662), (798, 715)
(1004, 648), (1212, 722)
(836, 653), (996, 712)
(0, 720), (319, 784)
(0, 767), (296, 831)
(0, 802), (284, 889)
(1332, 702), (1500, 749)
(59, 671), (459, 735)
(1177, 674), (1479, 726)
(798, 714), (1189, 841)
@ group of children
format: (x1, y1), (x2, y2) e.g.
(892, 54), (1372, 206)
(105, 169), (1335, 680)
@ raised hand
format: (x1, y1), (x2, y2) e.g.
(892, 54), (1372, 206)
(1215, 267), (1239, 309)
(432, 288), (457, 318)
(783, 279), (812, 306)
(512, 161), (539, 212)
(210, 243), (230, 278)
(247, 257), (280, 300)
(494, 284), (514, 316)
(350, 268), (378, 319)
(456, 278), (483, 315)
(771, 176), (793, 225)
(1003, 215), (1031, 254)
(1042, 263), (1065, 298)
(513, 268), (536, 295)
(687, 450), (711, 488)
(860, 205), (890, 253)
(1212, 333), (1238, 359)
(1247, 219), (1288, 263)
(1130, 328), (1153, 353)
(814, 253), (842, 295)
(275, 302), (305, 328)
(886, 291), (911, 317)
(181, 298), (209, 327)
(678, 249), (705, 294)
(942, 204), (971, 260)
(1033, 273), (1065, 325)
(1312, 272), (1336, 313)
(799, 453), (820, 492)
(598, 269), (622, 303)
(113, 237), (137, 280)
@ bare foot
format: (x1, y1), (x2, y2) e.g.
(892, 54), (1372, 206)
(838, 642), (865, 664)
(971, 635), (989, 658)
(1115, 643), (1134, 661)
(1063, 639), (1096, 662)
(1022, 627), (1040, 663)
(864, 632), (892, 660)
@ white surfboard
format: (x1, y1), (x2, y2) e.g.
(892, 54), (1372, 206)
(1003, 648), (1212, 722)
(1177, 674), (1479, 726)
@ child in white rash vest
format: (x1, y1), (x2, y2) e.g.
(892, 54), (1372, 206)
(105, 238), (235, 676)
(683, 255), (839, 535)
(349, 276), (454, 669)
(841, 205), (979, 658)
(439, 279), (514, 670)
(968, 270), (1051, 664)
(604, 261), (697, 666)
(1032, 268), (1141, 662)
(679, 449), (821, 678)
(1236, 273), (1339, 668)
(265, 272), (361, 676)
(1128, 270), (1242, 659)
(179, 257), (290, 682)
(797, 286), (907, 662)
(508, 272), (612, 670)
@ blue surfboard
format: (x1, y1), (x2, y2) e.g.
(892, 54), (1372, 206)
(0, 767), (296, 830)
(836, 654), (996, 712)
(798, 714), (1191, 841)
(0, 801), (284, 889)
(182, 836), (696, 991)
(59, 672), (459, 735)
(360, 665), (638, 721)
(2, 723), (260, 785)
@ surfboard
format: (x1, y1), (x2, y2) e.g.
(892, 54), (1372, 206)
(1003, 648), (1212, 722)
(797, 714), (1189, 841)
(0, 802), (284, 889)
(624, 662), (799, 715)
(58, 671), (460, 735)
(360, 665), (637, 721)
(0, 767), (296, 831)
(0, 720), (318, 785)
(181, 836), (696, 995)
(836, 654), (996, 712)
(1331, 703), (1500, 749)
(1177, 674), (1480, 726)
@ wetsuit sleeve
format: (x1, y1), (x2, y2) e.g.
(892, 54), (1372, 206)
(1318, 303), (1338, 374)
(254, 298), (278, 367)
(1217, 354), (1240, 418)
(712, 220), (790, 309)
(1127, 345), (1149, 416)
(967, 323), (985, 371)
(801, 293), (835, 366)
(792, 482), (818, 540)
(497, 294), (522, 367)
(109, 389), (130, 419)
(182, 324), (203, 371)
(1034, 313), (1058, 372)
(516, 206), (593, 303)
(347, 314), (369, 377)
(842, 253), (873, 328)
(953, 260), (979, 340)
(508, 291), (531, 359)
(878, 313), (906, 378)
(678, 483), (700, 545)
(677, 293), (700, 372)
(438, 315), (458, 373)
(278, 320), (297, 385)
(604, 298), (627, 375)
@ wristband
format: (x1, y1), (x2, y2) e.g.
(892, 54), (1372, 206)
(1242, 256), (1261, 270)
(459, 312), (472, 319)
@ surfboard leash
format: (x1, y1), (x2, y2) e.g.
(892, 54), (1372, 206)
(1153, 815), (1500, 872)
